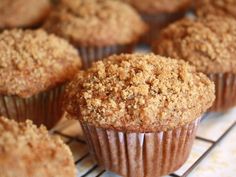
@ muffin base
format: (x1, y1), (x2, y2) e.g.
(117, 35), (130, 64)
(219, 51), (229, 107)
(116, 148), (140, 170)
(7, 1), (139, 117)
(141, 12), (186, 44)
(208, 73), (236, 112)
(78, 44), (134, 69)
(0, 85), (64, 129)
(81, 118), (200, 177)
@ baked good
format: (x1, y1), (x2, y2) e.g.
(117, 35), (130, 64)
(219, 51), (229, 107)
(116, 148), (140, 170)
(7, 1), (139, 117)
(43, 0), (147, 68)
(0, 116), (76, 177)
(153, 15), (236, 111)
(0, 0), (51, 29)
(121, 0), (192, 44)
(63, 53), (215, 176)
(195, 0), (236, 19)
(0, 29), (81, 128)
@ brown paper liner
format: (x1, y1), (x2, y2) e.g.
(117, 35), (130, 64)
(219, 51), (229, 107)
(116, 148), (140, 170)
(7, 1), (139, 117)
(141, 12), (186, 44)
(81, 118), (200, 177)
(208, 73), (236, 112)
(78, 44), (134, 69)
(0, 85), (64, 129)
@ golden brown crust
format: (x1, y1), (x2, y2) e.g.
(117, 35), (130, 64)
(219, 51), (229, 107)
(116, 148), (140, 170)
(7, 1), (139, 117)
(153, 16), (236, 74)
(0, 0), (51, 28)
(121, 0), (192, 14)
(0, 117), (76, 177)
(64, 53), (215, 132)
(195, 0), (236, 18)
(0, 29), (81, 98)
(43, 0), (147, 47)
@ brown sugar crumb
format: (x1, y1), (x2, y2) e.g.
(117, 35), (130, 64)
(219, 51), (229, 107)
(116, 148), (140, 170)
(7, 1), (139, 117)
(195, 0), (236, 19)
(153, 16), (236, 74)
(0, 29), (81, 98)
(43, 0), (147, 47)
(64, 53), (215, 132)
(0, 0), (51, 28)
(121, 0), (192, 14)
(0, 117), (76, 177)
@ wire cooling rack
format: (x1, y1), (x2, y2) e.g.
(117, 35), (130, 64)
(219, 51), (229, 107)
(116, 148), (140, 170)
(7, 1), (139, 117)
(52, 110), (236, 177)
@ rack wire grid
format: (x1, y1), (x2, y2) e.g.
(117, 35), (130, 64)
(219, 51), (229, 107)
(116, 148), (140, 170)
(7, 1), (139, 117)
(52, 110), (236, 177)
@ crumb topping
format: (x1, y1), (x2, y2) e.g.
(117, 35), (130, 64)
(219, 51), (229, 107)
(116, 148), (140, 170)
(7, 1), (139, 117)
(0, 117), (76, 177)
(0, 0), (51, 28)
(0, 29), (81, 98)
(43, 0), (147, 47)
(64, 54), (215, 132)
(195, 0), (236, 18)
(121, 0), (192, 14)
(153, 16), (236, 74)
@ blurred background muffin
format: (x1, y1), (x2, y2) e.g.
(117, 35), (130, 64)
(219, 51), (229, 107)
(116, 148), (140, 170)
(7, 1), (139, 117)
(195, 0), (236, 19)
(0, 0), (51, 29)
(63, 53), (215, 177)
(43, 0), (147, 69)
(0, 29), (81, 129)
(0, 116), (76, 177)
(153, 15), (236, 112)
(121, 0), (193, 44)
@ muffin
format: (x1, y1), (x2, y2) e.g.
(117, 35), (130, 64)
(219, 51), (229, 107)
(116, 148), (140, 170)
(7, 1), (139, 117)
(153, 15), (236, 112)
(43, 0), (147, 69)
(0, 116), (76, 177)
(0, 0), (51, 29)
(63, 53), (215, 177)
(195, 0), (236, 19)
(0, 29), (81, 128)
(121, 0), (192, 44)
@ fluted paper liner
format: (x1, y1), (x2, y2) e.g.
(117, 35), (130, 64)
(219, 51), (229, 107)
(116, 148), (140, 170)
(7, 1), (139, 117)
(82, 118), (200, 177)
(78, 44), (134, 69)
(208, 73), (236, 112)
(0, 85), (64, 129)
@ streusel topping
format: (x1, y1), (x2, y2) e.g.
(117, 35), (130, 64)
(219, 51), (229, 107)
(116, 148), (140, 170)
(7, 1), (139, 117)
(0, 117), (76, 177)
(196, 0), (236, 19)
(0, 29), (81, 97)
(64, 54), (215, 132)
(43, 0), (147, 46)
(153, 16), (236, 74)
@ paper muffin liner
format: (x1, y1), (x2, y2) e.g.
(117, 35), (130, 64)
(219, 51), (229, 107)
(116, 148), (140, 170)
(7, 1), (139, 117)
(78, 44), (134, 69)
(0, 85), (64, 129)
(208, 73), (236, 112)
(141, 12), (186, 44)
(81, 118), (200, 177)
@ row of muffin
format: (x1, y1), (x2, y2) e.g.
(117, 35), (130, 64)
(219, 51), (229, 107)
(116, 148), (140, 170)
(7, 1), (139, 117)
(0, 0), (236, 176)
(0, 52), (215, 176)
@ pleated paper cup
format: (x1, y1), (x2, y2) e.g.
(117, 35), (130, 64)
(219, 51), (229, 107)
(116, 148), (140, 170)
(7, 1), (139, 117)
(78, 44), (134, 69)
(0, 85), (64, 129)
(141, 12), (186, 44)
(208, 73), (236, 112)
(81, 118), (200, 177)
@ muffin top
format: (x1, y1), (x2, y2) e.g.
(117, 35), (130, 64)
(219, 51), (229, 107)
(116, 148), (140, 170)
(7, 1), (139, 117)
(43, 0), (147, 47)
(121, 0), (192, 14)
(195, 0), (236, 18)
(0, 29), (81, 98)
(0, 117), (76, 177)
(64, 54), (215, 132)
(153, 16), (236, 74)
(0, 0), (51, 29)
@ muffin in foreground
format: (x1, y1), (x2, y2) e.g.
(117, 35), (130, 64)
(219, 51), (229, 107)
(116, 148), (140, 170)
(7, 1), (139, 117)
(64, 53), (215, 177)
(195, 0), (236, 19)
(153, 15), (236, 112)
(121, 0), (192, 44)
(43, 0), (147, 69)
(0, 116), (76, 177)
(0, 0), (51, 29)
(0, 29), (81, 128)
